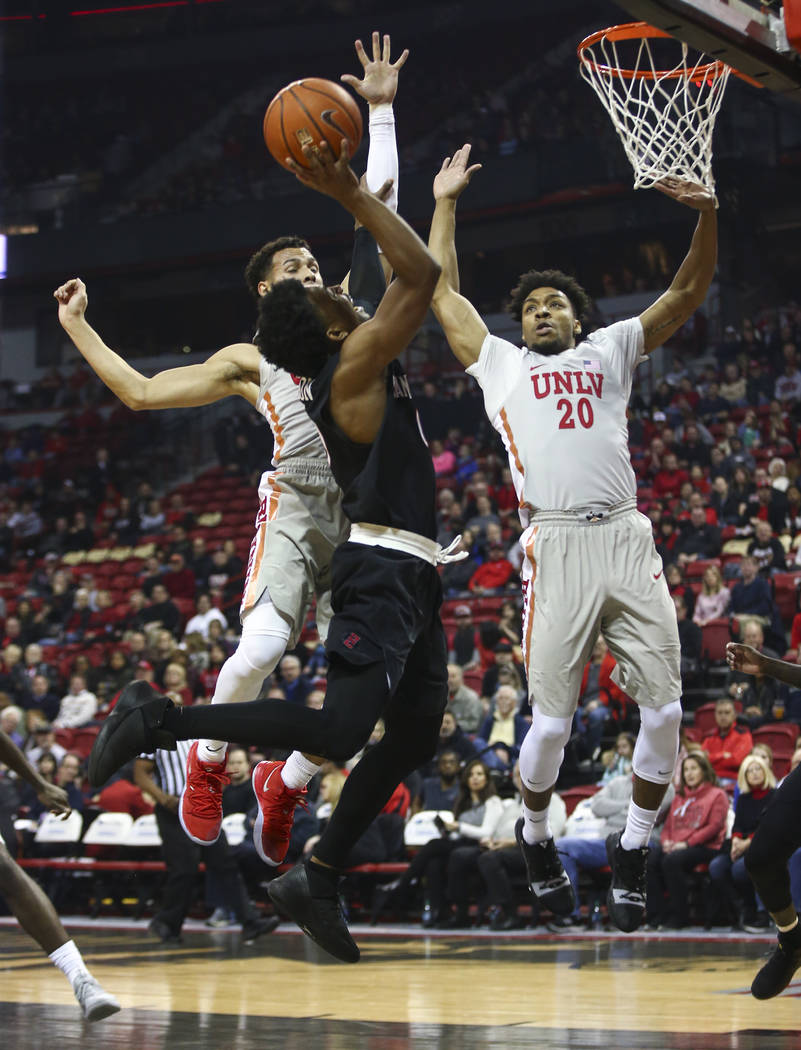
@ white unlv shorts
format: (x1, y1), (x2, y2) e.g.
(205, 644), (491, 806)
(520, 499), (681, 717)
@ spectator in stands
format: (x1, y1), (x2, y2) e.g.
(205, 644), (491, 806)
(162, 552), (196, 601)
(465, 494), (500, 540)
(95, 767), (154, 819)
(111, 496), (139, 544)
(769, 458), (790, 494)
(646, 751), (729, 928)
(697, 380), (730, 422)
(725, 621), (783, 728)
(64, 588), (94, 642)
(752, 480), (789, 536)
(139, 498), (166, 534)
(446, 664), (483, 733)
(774, 359), (801, 403)
(707, 753), (776, 931)
(277, 654), (313, 707)
(674, 504), (722, 566)
(188, 536), (213, 585)
(0, 705), (25, 749)
(163, 663), (193, 707)
(27, 673), (62, 724)
(52, 674), (98, 729)
(428, 711), (477, 774)
(414, 749), (461, 813)
(183, 593), (227, 642)
(673, 594), (702, 676)
(64, 510), (94, 553)
(8, 500), (44, 546)
(142, 584), (181, 635)
(52, 752), (87, 813)
(221, 746), (256, 816)
(480, 642), (519, 700)
(599, 731), (636, 785)
(748, 520), (787, 574)
(448, 604), (481, 669)
(693, 564), (731, 626)
(665, 562), (696, 619)
(440, 532), (479, 596)
(676, 422), (710, 469)
(730, 556), (775, 629)
(653, 451), (689, 501)
(25, 724), (66, 765)
(709, 476), (742, 527)
(702, 697), (753, 789)
(720, 362), (747, 406)
(472, 685), (528, 772)
(430, 439), (456, 476)
(467, 542), (515, 595)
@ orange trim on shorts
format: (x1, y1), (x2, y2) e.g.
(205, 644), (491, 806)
(261, 391), (285, 464)
(266, 473), (281, 522)
(523, 527), (538, 672)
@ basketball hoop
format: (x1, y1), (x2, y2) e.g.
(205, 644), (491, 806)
(577, 22), (735, 194)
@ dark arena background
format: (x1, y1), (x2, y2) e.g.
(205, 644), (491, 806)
(2, 1), (801, 1047)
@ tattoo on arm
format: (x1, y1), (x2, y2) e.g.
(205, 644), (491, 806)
(644, 315), (682, 340)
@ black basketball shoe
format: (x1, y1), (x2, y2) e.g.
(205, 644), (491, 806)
(605, 831), (648, 932)
(752, 923), (801, 1000)
(88, 681), (176, 788)
(514, 818), (576, 917)
(268, 860), (359, 963)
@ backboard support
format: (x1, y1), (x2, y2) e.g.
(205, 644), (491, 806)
(613, 0), (801, 100)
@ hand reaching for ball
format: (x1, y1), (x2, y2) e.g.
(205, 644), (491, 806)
(433, 144), (482, 203)
(341, 31), (409, 108)
(287, 139), (361, 203)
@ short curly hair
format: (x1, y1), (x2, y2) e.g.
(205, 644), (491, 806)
(244, 236), (311, 300)
(255, 280), (333, 378)
(506, 268), (592, 327)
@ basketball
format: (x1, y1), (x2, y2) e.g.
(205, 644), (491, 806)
(263, 78), (363, 170)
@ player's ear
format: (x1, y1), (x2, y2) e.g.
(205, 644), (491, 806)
(574, 320), (582, 335)
(257, 280), (270, 297)
(326, 325), (349, 343)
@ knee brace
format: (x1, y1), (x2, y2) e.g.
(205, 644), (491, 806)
(211, 598), (290, 706)
(632, 699), (682, 785)
(518, 706), (573, 793)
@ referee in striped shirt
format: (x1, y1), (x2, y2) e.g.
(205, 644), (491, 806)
(134, 736), (278, 943)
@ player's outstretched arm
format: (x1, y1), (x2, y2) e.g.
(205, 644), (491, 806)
(726, 642), (801, 688)
(638, 177), (717, 354)
(428, 145), (487, 367)
(0, 730), (71, 815)
(54, 278), (262, 410)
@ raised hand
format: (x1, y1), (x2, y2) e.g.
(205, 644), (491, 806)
(341, 31), (409, 107)
(726, 642), (765, 677)
(654, 175), (717, 212)
(286, 140), (360, 204)
(37, 782), (71, 817)
(433, 144), (482, 202)
(53, 278), (88, 326)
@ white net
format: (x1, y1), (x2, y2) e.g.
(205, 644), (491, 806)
(578, 27), (731, 193)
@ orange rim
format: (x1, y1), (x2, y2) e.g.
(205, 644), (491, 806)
(578, 21), (729, 82)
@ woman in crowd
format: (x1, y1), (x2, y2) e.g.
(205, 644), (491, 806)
(693, 563), (731, 627)
(707, 752), (776, 930)
(646, 751), (729, 929)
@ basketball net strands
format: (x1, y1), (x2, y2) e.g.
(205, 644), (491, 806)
(577, 22), (750, 195)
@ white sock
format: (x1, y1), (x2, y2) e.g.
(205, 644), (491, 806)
(49, 940), (90, 987)
(621, 801), (659, 850)
(197, 740), (227, 764)
(521, 803), (551, 844)
(281, 751), (321, 790)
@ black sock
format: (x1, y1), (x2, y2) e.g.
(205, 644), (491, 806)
(779, 919), (801, 947)
(305, 858), (340, 898)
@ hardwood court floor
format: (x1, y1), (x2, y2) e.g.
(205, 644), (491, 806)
(1, 919), (800, 1049)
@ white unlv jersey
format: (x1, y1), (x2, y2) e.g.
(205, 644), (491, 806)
(254, 357), (330, 494)
(467, 317), (645, 521)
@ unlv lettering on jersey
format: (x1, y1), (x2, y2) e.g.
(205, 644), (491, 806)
(295, 377), (314, 402)
(531, 370), (604, 400)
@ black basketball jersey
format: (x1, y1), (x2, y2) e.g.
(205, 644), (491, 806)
(300, 356), (437, 541)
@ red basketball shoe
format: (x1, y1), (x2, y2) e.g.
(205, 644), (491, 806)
(253, 760), (308, 866)
(179, 742), (230, 845)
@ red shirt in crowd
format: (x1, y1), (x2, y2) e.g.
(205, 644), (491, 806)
(661, 780), (730, 850)
(468, 558), (514, 592)
(653, 467), (690, 500)
(702, 723), (753, 781)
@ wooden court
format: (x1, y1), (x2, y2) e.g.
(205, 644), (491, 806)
(1, 920), (799, 1049)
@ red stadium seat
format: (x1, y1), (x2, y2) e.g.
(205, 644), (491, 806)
(752, 722), (799, 756)
(462, 669), (483, 695)
(701, 618), (731, 662)
(559, 784), (600, 816)
(685, 558), (722, 580)
(772, 573), (800, 623)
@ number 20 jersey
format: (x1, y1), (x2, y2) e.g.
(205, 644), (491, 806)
(466, 317), (645, 522)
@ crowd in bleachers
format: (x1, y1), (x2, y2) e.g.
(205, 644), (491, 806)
(2, 295), (801, 933)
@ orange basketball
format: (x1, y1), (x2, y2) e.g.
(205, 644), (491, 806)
(263, 78), (363, 170)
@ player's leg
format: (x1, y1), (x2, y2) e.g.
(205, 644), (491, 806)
(0, 845), (119, 1021)
(745, 765), (801, 998)
(180, 593), (292, 845)
(517, 522), (601, 916)
(601, 510), (683, 931)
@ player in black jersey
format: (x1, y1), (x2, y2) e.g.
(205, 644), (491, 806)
(88, 139), (450, 964)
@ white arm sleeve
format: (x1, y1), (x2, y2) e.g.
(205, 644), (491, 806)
(365, 103), (398, 214)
